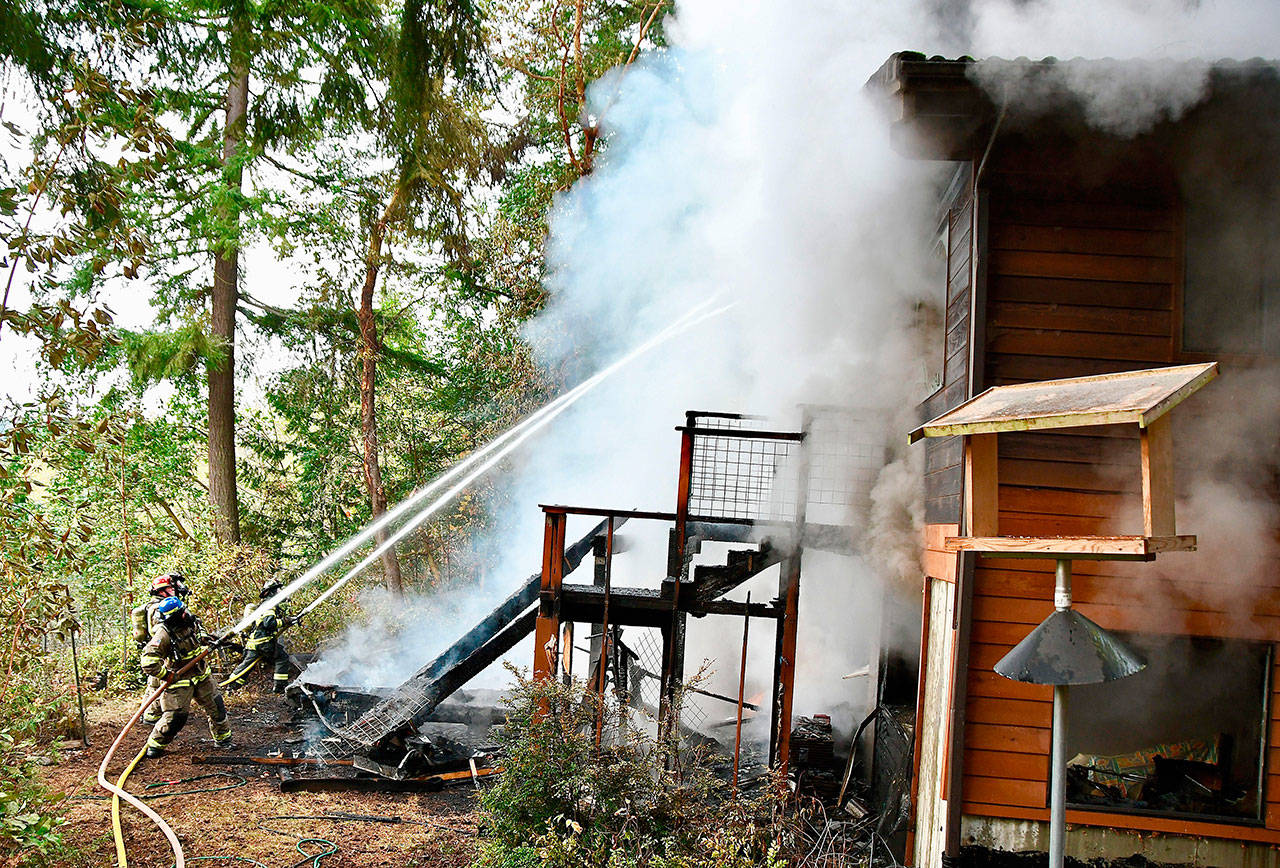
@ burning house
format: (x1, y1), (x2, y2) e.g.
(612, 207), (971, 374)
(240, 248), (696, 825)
(871, 53), (1280, 867)
(277, 44), (1280, 868)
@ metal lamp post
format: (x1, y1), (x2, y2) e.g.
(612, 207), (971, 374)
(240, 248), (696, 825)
(993, 559), (1147, 868)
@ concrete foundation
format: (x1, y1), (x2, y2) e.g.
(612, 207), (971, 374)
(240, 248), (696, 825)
(961, 816), (1280, 868)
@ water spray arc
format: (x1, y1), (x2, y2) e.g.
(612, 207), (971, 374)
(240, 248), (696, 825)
(234, 298), (733, 634)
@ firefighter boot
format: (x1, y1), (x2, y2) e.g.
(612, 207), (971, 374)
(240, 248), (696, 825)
(210, 694), (234, 749)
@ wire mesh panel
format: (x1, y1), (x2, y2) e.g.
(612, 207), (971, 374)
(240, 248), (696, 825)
(803, 408), (887, 526)
(685, 409), (885, 526)
(686, 415), (802, 523)
(688, 435), (800, 522)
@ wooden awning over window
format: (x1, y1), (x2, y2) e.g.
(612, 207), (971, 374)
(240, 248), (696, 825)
(908, 363), (1217, 443)
(909, 363), (1218, 558)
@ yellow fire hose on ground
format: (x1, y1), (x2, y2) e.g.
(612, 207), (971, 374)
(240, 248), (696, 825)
(110, 744), (148, 866)
(98, 648), (212, 868)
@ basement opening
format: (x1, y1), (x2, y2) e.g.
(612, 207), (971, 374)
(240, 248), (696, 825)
(1064, 633), (1271, 824)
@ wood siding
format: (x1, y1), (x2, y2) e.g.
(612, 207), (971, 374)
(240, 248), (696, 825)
(924, 187), (976, 526)
(958, 180), (1280, 843)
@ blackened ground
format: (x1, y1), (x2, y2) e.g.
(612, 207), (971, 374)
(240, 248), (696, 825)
(39, 688), (481, 868)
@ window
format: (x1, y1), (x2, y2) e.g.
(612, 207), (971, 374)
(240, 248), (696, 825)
(1065, 634), (1271, 823)
(1182, 192), (1280, 357)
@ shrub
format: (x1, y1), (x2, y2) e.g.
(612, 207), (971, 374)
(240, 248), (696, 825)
(0, 724), (73, 867)
(475, 668), (791, 868)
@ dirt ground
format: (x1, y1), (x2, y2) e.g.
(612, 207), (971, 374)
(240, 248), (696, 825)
(39, 687), (482, 868)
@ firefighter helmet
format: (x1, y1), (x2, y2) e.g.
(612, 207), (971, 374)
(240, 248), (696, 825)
(150, 573), (180, 597)
(156, 596), (189, 625)
(260, 578), (284, 600)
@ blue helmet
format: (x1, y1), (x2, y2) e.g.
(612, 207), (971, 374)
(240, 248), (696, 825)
(156, 596), (187, 623)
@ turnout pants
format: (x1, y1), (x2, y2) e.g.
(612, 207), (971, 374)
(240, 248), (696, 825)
(147, 674), (231, 750)
(225, 640), (290, 692)
(142, 675), (162, 723)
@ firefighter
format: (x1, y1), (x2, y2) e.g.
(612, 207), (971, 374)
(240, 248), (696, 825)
(139, 596), (233, 758)
(130, 573), (190, 725)
(223, 578), (294, 693)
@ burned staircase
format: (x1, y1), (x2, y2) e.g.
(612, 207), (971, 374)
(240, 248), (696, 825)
(303, 408), (874, 777)
(315, 518), (621, 756)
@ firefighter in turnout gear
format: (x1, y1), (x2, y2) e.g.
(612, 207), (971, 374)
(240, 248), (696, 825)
(223, 578), (294, 693)
(139, 596), (232, 758)
(130, 573), (189, 725)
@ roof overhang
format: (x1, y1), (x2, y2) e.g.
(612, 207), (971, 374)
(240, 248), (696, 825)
(868, 52), (1280, 161)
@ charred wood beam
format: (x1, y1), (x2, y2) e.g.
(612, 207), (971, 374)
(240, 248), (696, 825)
(193, 755), (355, 766)
(690, 543), (781, 603)
(398, 517), (621, 692)
(337, 520), (618, 751)
(348, 608), (538, 752)
(559, 584), (781, 623)
(693, 599), (781, 619)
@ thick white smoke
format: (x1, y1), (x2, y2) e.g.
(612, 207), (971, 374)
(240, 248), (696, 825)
(966, 0), (1280, 137)
(306, 0), (1279, 737)
(307, 0), (955, 730)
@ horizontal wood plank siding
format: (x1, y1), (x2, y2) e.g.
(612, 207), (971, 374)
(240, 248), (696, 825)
(960, 179), (1280, 844)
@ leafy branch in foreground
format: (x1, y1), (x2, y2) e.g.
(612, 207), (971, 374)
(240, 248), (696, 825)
(477, 667), (791, 868)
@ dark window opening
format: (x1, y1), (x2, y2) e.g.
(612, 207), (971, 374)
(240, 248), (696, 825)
(1064, 633), (1271, 823)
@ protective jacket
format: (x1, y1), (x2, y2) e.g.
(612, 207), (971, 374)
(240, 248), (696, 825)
(139, 619), (209, 687)
(243, 602), (288, 648)
(139, 619), (230, 751)
(224, 603), (291, 692)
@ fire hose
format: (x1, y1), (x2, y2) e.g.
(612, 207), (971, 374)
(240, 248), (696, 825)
(99, 645), (216, 868)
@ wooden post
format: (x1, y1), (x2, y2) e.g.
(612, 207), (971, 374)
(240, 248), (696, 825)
(534, 511), (567, 682)
(661, 423), (696, 740)
(733, 591), (751, 793)
(963, 433), (999, 537)
(1140, 415), (1176, 537)
(594, 517), (614, 748)
(771, 422), (810, 776)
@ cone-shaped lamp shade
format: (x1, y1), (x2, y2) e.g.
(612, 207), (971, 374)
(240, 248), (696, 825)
(994, 609), (1147, 685)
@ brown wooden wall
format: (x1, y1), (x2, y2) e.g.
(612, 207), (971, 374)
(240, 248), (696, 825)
(950, 173), (1280, 842)
(923, 178), (974, 527)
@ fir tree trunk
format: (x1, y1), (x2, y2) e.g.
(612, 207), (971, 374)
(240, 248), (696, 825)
(359, 191), (406, 597)
(209, 10), (249, 544)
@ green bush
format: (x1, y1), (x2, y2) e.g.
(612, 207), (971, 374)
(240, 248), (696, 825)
(0, 725), (73, 867)
(475, 669), (791, 868)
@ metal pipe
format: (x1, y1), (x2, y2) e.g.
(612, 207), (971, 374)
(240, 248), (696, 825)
(733, 591), (751, 792)
(1050, 683), (1069, 868)
(1054, 557), (1072, 611)
(1049, 558), (1072, 868)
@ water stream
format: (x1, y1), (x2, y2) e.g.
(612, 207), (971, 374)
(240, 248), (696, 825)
(230, 297), (731, 635)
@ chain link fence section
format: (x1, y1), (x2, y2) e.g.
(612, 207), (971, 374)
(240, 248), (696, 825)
(593, 627), (709, 745)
